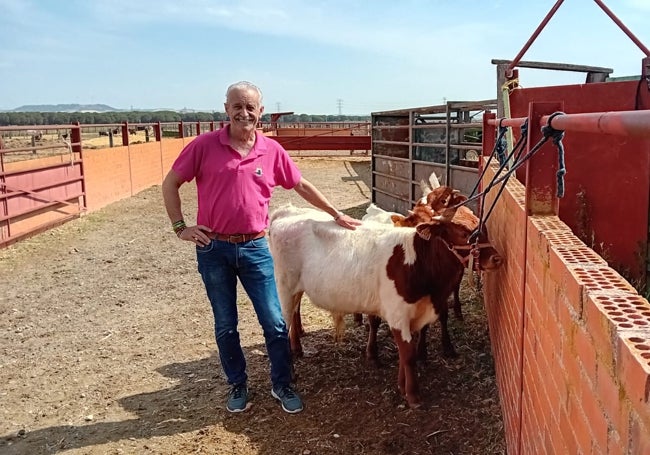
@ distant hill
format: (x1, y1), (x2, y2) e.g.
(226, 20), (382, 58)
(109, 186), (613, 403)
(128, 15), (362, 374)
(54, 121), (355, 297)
(10, 104), (120, 113)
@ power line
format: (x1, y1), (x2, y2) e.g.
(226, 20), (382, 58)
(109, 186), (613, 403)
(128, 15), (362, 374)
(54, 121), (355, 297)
(336, 98), (343, 115)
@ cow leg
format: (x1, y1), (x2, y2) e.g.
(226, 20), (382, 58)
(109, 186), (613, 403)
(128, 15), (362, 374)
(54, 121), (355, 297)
(287, 292), (304, 357)
(452, 283), (463, 321)
(391, 328), (421, 409)
(365, 314), (381, 365)
(331, 312), (346, 343)
(353, 313), (364, 327)
(439, 305), (457, 358)
(294, 300), (306, 336)
(416, 324), (429, 362)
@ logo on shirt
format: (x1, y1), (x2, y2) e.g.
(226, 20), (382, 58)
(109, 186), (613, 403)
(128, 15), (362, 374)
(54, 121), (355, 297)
(254, 167), (263, 176)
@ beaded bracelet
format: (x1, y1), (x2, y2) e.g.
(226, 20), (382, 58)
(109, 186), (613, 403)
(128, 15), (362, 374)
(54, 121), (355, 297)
(172, 220), (186, 236)
(334, 211), (344, 221)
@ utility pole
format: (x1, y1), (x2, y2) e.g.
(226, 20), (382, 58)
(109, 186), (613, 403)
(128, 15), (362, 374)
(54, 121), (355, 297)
(275, 102), (281, 112)
(336, 99), (343, 115)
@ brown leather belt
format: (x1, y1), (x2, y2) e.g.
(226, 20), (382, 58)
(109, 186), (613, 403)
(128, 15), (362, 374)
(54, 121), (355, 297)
(207, 231), (266, 243)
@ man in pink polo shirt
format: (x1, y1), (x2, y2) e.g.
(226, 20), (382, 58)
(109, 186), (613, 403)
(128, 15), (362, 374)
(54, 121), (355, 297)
(162, 81), (361, 414)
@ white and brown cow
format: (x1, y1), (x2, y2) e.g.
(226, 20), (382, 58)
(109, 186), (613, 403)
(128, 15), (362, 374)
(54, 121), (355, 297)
(357, 184), (487, 359)
(268, 202), (501, 408)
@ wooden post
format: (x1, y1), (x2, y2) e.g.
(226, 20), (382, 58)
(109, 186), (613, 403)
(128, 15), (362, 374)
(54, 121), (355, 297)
(71, 122), (82, 154)
(121, 122), (130, 146)
(154, 122), (161, 142)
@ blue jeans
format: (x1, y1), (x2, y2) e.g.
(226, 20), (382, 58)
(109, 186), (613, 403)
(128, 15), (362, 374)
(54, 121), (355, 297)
(196, 236), (293, 388)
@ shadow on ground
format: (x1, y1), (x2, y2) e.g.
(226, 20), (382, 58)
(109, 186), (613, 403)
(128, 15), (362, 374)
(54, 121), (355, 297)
(2, 311), (504, 455)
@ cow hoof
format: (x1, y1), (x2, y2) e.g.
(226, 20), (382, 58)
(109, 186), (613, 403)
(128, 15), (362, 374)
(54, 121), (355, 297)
(407, 399), (422, 409)
(442, 347), (458, 358)
(365, 356), (381, 368)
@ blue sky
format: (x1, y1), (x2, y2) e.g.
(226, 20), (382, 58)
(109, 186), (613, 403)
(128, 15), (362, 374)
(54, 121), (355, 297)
(1, 0), (649, 115)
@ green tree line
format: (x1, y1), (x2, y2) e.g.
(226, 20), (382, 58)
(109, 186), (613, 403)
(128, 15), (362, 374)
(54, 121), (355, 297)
(0, 111), (370, 126)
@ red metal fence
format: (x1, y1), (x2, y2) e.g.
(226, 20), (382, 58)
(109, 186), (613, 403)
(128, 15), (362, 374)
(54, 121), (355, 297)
(0, 124), (85, 247)
(0, 121), (370, 248)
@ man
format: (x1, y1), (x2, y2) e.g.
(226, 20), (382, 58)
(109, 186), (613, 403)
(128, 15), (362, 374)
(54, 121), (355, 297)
(162, 81), (361, 414)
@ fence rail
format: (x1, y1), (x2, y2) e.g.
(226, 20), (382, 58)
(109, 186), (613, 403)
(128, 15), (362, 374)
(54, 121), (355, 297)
(487, 109), (650, 137)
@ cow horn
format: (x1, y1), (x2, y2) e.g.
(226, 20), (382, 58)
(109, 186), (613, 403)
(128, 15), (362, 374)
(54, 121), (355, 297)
(429, 172), (441, 189)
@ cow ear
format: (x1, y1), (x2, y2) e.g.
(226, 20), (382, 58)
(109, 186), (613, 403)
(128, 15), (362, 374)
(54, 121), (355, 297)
(416, 221), (441, 240)
(451, 193), (468, 205)
(390, 214), (405, 224)
(415, 223), (432, 240)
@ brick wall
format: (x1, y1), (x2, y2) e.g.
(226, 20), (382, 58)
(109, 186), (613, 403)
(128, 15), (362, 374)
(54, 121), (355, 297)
(482, 161), (650, 454)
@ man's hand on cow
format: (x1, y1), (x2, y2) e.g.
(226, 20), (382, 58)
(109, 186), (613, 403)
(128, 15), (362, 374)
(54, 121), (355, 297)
(335, 213), (362, 230)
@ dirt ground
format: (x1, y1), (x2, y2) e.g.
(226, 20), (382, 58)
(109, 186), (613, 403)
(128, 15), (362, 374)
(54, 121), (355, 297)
(0, 157), (505, 455)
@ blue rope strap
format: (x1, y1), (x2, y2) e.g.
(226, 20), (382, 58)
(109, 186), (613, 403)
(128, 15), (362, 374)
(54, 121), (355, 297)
(541, 112), (566, 198)
(496, 121), (508, 167)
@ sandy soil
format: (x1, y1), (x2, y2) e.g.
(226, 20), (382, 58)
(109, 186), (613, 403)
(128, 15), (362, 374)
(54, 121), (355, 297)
(0, 157), (504, 455)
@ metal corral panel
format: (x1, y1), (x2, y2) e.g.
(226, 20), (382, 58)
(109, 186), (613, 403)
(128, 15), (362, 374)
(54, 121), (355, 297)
(371, 100), (496, 214)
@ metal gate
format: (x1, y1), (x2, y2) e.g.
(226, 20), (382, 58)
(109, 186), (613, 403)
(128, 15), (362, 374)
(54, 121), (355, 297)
(0, 124), (85, 248)
(370, 100), (497, 214)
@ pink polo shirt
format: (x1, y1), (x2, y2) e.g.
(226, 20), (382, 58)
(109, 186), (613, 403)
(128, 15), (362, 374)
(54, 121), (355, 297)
(172, 126), (302, 234)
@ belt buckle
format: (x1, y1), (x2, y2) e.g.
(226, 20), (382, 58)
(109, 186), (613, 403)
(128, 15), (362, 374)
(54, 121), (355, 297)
(229, 234), (245, 243)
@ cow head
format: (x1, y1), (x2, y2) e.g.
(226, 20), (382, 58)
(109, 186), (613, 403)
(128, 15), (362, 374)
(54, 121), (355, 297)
(415, 216), (502, 272)
(390, 204), (435, 227)
(390, 185), (503, 271)
(391, 186), (464, 228)
(427, 186), (465, 213)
